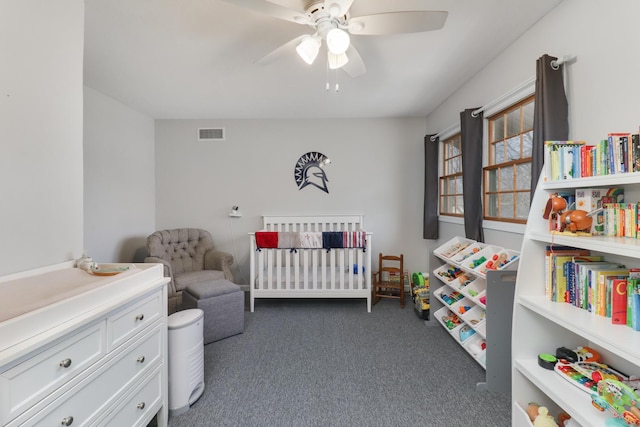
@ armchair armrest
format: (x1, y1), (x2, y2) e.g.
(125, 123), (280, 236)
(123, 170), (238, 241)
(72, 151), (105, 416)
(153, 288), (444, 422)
(204, 250), (235, 282)
(144, 256), (176, 296)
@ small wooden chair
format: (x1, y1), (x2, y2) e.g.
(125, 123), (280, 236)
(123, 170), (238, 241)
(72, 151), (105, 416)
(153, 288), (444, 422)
(372, 253), (405, 308)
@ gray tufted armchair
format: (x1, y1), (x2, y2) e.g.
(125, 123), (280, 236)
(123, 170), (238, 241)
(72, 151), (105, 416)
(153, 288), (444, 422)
(144, 228), (234, 314)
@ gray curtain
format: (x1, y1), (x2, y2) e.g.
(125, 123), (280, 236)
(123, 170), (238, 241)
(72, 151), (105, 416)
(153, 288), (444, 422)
(531, 54), (569, 201)
(461, 109), (484, 242)
(423, 134), (439, 239)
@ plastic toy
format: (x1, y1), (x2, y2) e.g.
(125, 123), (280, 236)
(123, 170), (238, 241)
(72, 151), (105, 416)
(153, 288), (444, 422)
(543, 193), (593, 234)
(555, 359), (627, 395)
(556, 345), (601, 363)
(459, 325), (475, 341)
(591, 379), (640, 425)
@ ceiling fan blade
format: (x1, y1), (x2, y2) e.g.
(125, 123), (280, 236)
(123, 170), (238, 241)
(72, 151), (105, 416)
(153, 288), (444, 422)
(341, 44), (366, 78)
(348, 11), (448, 35)
(255, 34), (307, 65)
(324, 0), (355, 18)
(219, 0), (309, 25)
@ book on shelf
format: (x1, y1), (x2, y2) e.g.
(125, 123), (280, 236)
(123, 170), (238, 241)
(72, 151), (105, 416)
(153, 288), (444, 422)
(543, 133), (640, 180)
(611, 277), (627, 324)
(543, 140), (586, 181)
(544, 246), (589, 302)
(603, 202), (639, 238)
(633, 134), (640, 172)
(569, 256), (605, 308)
(575, 187), (624, 235)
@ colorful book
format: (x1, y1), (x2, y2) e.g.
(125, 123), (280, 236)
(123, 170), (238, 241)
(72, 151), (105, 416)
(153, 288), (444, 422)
(611, 278), (628, 324)
(545, 247), (590, 301)
(594, 268), (628, 316)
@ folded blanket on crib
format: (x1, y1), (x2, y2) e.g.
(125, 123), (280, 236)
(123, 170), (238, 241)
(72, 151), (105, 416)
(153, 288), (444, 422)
(256, 231), (366, 250)
(255, 231), (278, 248)
(322, 231), (367, 250)
(299, 232), (322, 248)
(322, 231), (343, 250)
(278, 232), (300, 248)
(343, 231), (367, 248)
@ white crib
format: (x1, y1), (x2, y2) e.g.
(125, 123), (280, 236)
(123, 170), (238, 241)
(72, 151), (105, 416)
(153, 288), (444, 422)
(249, 215), (372, 312)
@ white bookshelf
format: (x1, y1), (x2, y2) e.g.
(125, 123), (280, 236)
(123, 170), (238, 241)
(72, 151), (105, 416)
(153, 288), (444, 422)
(512, 172), (640, 427)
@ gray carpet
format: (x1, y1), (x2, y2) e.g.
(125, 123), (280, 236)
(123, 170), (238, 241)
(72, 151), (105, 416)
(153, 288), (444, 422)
(168, 296), (511, 426)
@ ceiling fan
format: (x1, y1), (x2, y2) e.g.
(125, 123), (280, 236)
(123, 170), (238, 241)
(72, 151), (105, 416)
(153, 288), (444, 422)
(220, 0), (448, 77)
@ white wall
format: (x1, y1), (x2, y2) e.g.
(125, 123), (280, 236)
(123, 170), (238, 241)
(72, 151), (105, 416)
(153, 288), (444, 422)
(425, 0), (640, 256)
(0, 0), (84, 275)
(155, 118), (427, 283)
(83, 87), (156, 263)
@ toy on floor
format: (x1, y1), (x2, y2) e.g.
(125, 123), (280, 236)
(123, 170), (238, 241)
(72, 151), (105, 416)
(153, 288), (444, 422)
(591, 379), (640, 426)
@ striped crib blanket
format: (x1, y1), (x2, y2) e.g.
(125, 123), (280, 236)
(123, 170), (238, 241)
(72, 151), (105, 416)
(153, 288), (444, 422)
(255, 231), (367, 250)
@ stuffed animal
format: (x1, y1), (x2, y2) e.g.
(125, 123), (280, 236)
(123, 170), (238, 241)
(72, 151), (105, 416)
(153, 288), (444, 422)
(533, 406), (559, 427)
(526, 403), (559, 427)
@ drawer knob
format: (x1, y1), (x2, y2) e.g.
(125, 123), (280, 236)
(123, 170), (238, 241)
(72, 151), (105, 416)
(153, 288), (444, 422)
(61, 416), (74, 425)
(135, 314), (144, 321)
(136, 356), (145, 363)
(59, 359), (72, 368)
(137, 402), (145, 410)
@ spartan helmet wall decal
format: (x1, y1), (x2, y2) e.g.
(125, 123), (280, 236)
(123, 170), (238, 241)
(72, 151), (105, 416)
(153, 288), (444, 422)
(294, 152), (331, 193)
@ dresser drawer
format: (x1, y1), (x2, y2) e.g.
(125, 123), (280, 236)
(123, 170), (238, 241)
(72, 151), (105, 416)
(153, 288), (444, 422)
(11, 325), (162, 427)
(0, 321), (105, 423)
(107, 291), (162, 350)
(103, 367), (162, 427)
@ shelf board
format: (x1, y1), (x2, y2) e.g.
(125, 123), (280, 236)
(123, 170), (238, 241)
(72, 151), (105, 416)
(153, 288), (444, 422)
(542, 172), (640, 190)
(514, 358), (609, 426)
(527, 231), (640, 257)
(517, 295), (640, 366)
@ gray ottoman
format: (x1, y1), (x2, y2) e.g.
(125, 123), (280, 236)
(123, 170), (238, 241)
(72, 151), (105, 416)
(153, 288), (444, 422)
(181, 280), (244, 344)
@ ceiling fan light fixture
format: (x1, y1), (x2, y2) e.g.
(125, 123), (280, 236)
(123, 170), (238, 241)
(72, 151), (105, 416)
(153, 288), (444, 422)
(296, 36), (321, 64)
(326, 28), (350, 55)
(328, 51), (349, 69)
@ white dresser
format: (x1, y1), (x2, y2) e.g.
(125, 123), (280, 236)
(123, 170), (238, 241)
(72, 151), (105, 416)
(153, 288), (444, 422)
(0, 262), (169, 427)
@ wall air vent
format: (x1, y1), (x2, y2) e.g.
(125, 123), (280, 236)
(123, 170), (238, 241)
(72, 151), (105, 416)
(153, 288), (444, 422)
(198, 128), (225, 141)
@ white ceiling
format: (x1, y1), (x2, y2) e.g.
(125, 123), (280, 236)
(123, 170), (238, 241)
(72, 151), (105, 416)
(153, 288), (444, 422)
(83, 0), (564, 119)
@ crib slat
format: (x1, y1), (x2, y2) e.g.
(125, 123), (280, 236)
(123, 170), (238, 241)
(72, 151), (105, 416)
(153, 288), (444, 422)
(338, 249), (349, 289)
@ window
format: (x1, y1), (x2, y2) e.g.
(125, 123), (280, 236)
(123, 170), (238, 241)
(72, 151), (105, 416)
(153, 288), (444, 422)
(484, 95), (534, 223)
(439, 133), (463, 216)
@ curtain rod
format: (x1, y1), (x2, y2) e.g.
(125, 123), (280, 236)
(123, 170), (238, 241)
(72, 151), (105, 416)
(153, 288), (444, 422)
(472, 55), (574, 118)
(430, 54), (574, 140)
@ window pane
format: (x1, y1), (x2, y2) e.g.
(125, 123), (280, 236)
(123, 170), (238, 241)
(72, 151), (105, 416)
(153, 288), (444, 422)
(444, 159), (454, 175)
(516, 192), (530, 219)
(494, 142), (504, 163)
(451, 144), (460, 157)
(455, 196), (464, 214)
(492, 117), (504, 142)
(448, 178), (455, 194)
(522, 131), (533, 157)
(516, 163), (531, 190)
(487, 169), (497, 192)
(487, 194), (498, 217)
(500, 167), (514, 191)
(506, 109), (520, 137)
(506, 136), (520, 161)
(501, 193), (514, 218)
(523, 101), (534, 130)
(452, 158), (461, 174)
(455, 176), (463, 193)
(447, 196), (455, 213)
